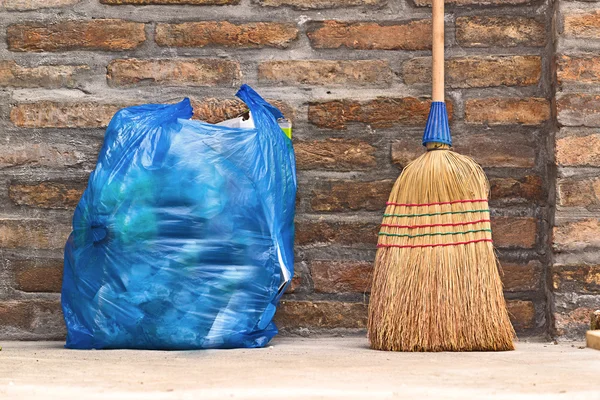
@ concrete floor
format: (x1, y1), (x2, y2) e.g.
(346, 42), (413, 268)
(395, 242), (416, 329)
(0, 337), (598, 400)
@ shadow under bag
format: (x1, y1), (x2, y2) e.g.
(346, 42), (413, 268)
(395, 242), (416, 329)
(62, 85), (296, 349)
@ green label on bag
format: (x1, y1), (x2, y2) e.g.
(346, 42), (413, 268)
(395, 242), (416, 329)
(278, 119), (292, 140)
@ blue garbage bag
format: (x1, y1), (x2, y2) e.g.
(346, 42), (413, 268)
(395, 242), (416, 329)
(61, 85), (296, 349)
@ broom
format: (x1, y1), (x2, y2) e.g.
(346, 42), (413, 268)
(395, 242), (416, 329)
(367, 0), (515, 352)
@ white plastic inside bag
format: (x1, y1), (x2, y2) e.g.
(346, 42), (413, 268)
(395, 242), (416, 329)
(216, 111), (255, 129)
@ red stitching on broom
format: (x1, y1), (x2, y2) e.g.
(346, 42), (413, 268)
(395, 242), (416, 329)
(385, 199), (488, 207)
(377, 238), (493, 249)
(380, 219), (491, 229)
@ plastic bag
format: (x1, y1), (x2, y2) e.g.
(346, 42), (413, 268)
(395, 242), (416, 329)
(61, 85), (296, 350)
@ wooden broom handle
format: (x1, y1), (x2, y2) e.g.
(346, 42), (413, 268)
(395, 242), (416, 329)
(432, 0), (444, 102)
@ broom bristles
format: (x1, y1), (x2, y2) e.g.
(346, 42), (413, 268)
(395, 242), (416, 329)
(368, 149), (515, 352)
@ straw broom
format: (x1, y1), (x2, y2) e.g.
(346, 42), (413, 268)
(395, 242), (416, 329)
(367, 0), (515, 352)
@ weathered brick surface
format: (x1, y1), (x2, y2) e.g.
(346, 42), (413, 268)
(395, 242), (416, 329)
(11, 102), (123, 128)
(465, 98), (550, 126)
(557, 55), (600, 85)
(294, 139), (377, 171)
(259, 0), (385, 8)
(12, 259), (64, 293)
(7, 20), (146, 52)
(506, 300), (536, 330)
(557, 94), (600, 127)
(403, 56), (541, 88)
(490, 175), (544, 204)
(310, 261), (372, 293)
(456, 16), (545, 48)
(275, 300), (368, 329)
(1, 0), (79, 10)
(190, 98), (293, 124)
(0, 300), (65, 339)
(155, 22), (298, 48)
(258, 60), (392, 86)
(0, 143), (89, 170)
(307, 20), (431, 50)
(0, 61), (88, 88)
(554, 299), (600, 338)
(392, 134), (536, 169)
(107, 59), (241, 87)
(556, 133), (600, 167)
(557, 178), (600, 208)
(295, 221), (378, 246)
(492, 217), (537, 249)
(310, 180), (393, 212)
(0, 219), (71, 250)
(502, 261), (542, 292)
(553, 265), (600, 293)
(309, 98), (452, 129)
(414, 0), (533, 5)
(554, 219), (600, 251)
(9, 181), (84, 210)
(101, 0), (238, 4)
(563, 10), (600, 39)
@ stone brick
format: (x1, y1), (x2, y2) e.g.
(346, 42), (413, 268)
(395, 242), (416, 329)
(274, 300), (368, 329)
(1, 0), (79, 10)
(501, 260), (541, 292)
(7, 20), (146, 52)
(403, 56), (541, 88)
(556, 133), (600, 166)
(492, 217), (537, 249)
(10, 102), (123, 128)
(258, 60), (392, 86)
(0, 300), (63, 336)
(9, 181), (85, 210)
(190, 98), (293, 124)
(554, 219), (600, 251)
(490, 175), (544, 204)
(310, 261), (372, 293)
(555, 303), (600, 338)
(294, 139), (377, 171)
(506, 299), (535, 330)
(0, 61), (88, 89)
(295, 220), (378, 246)
(553, 265), (600, 294)
(563, 10), (600, 39)
(465, 98), (550, 126)
(557, 55), (600, 85)
(0, 143), (88, 170)
(0, 219), (71, 250)
(308, 98), (452, 129)
(557, 94), (600, 127)
(155, 22), (298, 49)
(12, 259), (63, 293)
(101, 0), (237, 4)
(310, 180), (393, 212)
(392, 134), (535, 169)
(456, 16), (545, 47)
(307, 20), (431, 51)
(107, 59), (241, 87)
(414, 0), (533, 5)
(557, 177), (600, 208)
(259, 0), (385, 8)
(285, 270), (303, 293)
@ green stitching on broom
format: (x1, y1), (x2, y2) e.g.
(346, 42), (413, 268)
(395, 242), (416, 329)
(378, 228), (492, 239)
(383, 209), (490, 218)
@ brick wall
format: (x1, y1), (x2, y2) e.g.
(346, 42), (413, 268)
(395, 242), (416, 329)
(0, 0), (590, 340)
(553, 1), (600, 339)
